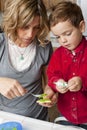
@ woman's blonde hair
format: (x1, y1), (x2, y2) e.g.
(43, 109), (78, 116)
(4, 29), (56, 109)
(2, 0), (49, 45)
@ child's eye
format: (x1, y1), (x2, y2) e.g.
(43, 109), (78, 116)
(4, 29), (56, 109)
(66, 32), (71, 36)
(56, 36), (60, 39)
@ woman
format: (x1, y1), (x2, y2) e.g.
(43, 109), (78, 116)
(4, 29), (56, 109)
(0, 0), (57, 120)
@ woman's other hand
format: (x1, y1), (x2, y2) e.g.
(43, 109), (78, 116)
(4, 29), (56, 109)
(37, 85), (58, 107)
(0, 77), (27, 99)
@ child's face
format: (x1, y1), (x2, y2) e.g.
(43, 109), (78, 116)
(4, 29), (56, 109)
(16, 16), (40, 47)
(51, 20), (85, 51)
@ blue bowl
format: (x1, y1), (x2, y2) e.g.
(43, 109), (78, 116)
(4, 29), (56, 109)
(0, 121), (22, 130)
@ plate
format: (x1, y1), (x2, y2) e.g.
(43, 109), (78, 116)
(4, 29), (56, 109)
(0, 121), (22, 130)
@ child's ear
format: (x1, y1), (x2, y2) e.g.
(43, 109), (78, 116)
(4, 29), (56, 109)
(79, 20), (85, 33)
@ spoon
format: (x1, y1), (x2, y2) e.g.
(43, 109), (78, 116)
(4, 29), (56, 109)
(31, 93), (42, 98)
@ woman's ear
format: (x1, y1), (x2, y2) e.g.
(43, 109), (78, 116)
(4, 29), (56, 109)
(79, 20), (85, 33)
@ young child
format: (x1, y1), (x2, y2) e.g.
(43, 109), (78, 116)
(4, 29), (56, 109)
(47, 1), (87, 129)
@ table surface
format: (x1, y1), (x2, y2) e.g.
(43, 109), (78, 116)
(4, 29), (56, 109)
(0, 111), (85, 130)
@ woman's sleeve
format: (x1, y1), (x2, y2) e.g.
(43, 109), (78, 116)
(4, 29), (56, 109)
(44, 41), (53, 65)
(0, 33), (5, 60)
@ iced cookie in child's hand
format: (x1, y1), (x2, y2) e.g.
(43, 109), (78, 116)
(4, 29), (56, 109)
(54, 81), (68, 88)
(36, 93), (51, 103)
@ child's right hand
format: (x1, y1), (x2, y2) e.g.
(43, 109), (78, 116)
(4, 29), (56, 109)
(55, 79), (68, 94)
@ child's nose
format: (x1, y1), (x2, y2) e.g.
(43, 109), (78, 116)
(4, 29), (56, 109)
(61, 37), (67, 43)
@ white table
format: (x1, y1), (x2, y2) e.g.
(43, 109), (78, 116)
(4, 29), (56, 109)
(0, 111), (84, 130)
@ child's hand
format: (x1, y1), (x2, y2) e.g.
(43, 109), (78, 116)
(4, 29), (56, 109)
(68, 76), (82, 92)
(54, 79), (68, 94)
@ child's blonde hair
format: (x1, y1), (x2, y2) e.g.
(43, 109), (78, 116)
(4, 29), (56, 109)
(49, 1), (84, 28)
(2, 0), (49, 45)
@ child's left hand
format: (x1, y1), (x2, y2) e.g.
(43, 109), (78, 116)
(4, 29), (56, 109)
(68, 76), (82, 92)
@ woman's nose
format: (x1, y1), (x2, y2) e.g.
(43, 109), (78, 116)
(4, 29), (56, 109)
(27, 29), (33, 38)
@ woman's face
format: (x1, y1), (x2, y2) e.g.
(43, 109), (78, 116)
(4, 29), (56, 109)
(16, 16), (40, 47)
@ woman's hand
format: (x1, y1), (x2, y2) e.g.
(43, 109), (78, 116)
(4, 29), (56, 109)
(0, 77), (27, 99)
(37, 85), (58, 107)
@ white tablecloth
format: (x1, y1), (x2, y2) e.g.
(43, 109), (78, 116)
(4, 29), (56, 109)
(0, 111), (85, 130)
